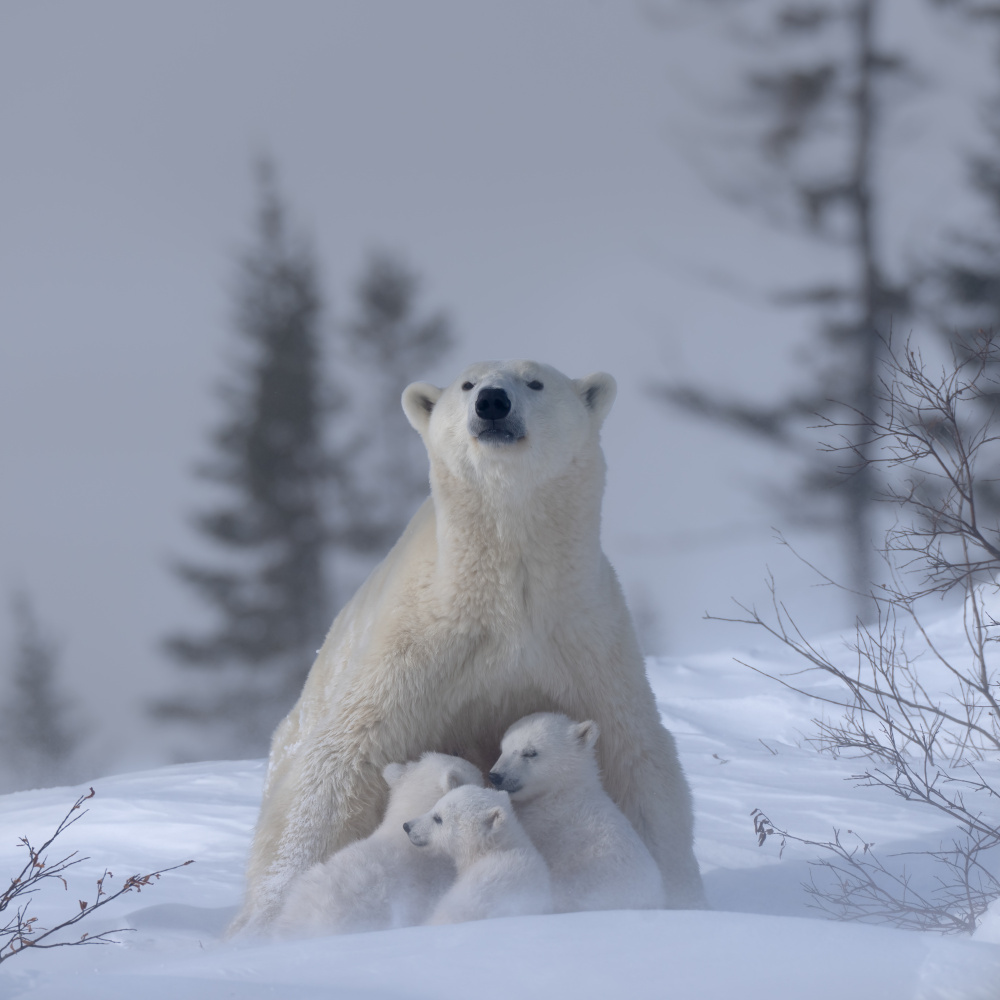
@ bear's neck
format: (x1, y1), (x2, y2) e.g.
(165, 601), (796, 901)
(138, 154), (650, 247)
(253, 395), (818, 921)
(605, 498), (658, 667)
(428, 448), (607, 610)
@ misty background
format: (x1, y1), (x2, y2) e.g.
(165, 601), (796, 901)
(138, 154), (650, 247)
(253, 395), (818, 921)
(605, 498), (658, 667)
(2, 0), (997, 789)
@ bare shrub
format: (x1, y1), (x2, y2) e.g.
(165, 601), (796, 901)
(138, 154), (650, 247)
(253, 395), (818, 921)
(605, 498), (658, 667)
(1, 788), (193, 964)
(752, 809), (996, 933)
(716, 334), (1000, 933)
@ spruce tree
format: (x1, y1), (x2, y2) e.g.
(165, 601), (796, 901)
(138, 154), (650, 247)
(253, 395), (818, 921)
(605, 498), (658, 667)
(339, 251), (453, 556)
(925, 12), (1000, 362)
(0, 591), (80, 792)
(158, 162), (334, 757)
(655, 0), (913, 602)
(917, 5), (1000, 513)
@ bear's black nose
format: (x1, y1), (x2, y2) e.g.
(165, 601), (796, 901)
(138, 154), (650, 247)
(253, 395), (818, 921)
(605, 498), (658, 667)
(487, 771), (504, 787)
(476, 387), (511, 421)
(402, 821), (412, 833)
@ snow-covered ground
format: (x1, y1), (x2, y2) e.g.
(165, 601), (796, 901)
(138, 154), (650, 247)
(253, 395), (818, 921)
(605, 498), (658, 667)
(2, 609), (999, 999)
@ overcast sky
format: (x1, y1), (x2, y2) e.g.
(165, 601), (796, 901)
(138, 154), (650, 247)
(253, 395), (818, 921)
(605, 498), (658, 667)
(0, 1), (992, 772)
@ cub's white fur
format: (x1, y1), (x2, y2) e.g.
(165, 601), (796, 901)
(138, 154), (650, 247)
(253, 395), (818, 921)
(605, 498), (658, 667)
(490, 712), (667, 913)
(274, 753), (482, 936)
(230, 360), (704, 936)
(405, 785), (552, 924)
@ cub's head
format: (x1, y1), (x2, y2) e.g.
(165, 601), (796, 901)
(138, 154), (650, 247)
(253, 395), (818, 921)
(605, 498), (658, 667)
(382, 753), (483, 828)
(403, 785), (515, 857)
(488, 712), (600, 801)
(401, 361), (616, 489)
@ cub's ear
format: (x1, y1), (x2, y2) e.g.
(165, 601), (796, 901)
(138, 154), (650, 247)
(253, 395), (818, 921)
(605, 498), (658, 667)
(573, 372), (617, 426)
(572, 719), (600, 751)
(383, 762), (408, 787)
(402, 381), (443, 435)
(442, 765), (474, 793)
(484, 805), (507, 832)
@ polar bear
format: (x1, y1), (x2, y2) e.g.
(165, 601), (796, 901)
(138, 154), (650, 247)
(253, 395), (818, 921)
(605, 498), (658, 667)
(273, 753), (482, 936)
(489, 712), (667, 913)
(404, 785), (552, 924)
(229, 360), (704, 936)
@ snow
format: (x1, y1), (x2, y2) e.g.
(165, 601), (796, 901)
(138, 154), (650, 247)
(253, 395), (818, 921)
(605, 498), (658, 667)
(2, 610), (999, 999)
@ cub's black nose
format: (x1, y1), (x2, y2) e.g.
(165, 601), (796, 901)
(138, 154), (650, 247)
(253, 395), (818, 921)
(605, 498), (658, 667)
(476, 387), (511, 421)
(402, 821), (412, 833)
(487, 771), (504, 788)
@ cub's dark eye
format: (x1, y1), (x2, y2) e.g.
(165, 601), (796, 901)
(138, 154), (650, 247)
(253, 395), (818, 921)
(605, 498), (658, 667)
(433, 814), (442, 824)
(522, 749), (538, 759)
(462, 381), (475, 391)
(527, 380), (544, 391)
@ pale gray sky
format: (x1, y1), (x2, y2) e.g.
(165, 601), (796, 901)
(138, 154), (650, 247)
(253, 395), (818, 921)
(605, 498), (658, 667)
(0, 1), (990, 772)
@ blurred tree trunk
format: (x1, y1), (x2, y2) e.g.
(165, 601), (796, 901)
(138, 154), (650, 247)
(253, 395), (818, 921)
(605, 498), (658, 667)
(654, 0), (910, 606)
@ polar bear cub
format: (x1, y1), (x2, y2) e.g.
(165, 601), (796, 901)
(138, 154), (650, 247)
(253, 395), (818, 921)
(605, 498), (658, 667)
(274, 753), (482, 936)
(404, 785), (552, 925)
(489, 712), (667, 913)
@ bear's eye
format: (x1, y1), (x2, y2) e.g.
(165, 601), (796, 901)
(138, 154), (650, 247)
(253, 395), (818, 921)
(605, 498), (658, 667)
(522, 749), (538, 759)
(461, 381), (475, 391)
(433, 814), (442, 824)
(527, 380), (544, 391)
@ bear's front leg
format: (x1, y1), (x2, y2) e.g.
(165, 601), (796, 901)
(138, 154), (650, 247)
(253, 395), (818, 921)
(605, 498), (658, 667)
(599, 716), (707, 909)
(230, 664), (450, 936)
(230, 718), (399, 935)
(231, 751), (372, 934)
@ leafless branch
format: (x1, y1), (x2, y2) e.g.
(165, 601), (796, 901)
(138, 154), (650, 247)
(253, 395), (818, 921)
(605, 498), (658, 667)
(729, 334), (1000, 932)
(0, 789), (194, 964)
(753, 810), (999, 933)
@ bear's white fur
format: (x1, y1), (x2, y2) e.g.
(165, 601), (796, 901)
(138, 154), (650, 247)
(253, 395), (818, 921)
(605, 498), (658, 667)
(273, 753), (482, 936)
(490, 712), (667, 913)
(230, 360), (704, 936)
(404, 785), (552, 924)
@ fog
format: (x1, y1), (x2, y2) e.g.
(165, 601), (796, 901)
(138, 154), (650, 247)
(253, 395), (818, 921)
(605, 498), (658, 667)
(0, 1), (993, 780)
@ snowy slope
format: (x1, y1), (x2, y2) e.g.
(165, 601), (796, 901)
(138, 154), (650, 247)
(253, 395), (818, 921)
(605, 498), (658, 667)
(2, 616), (999, 999)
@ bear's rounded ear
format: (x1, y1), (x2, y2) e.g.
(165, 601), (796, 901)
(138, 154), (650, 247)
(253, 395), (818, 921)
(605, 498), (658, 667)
(383, 762), (408, 787)
(484, 805), (506, 832)
(402, 382), (443, 435)
(572, 719), (600, 751)
(442, 764), (478, 793)
(573, 372), (617, 427)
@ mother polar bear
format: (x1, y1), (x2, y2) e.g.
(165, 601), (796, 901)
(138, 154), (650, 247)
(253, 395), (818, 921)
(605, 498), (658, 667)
(230, 360), (705, 935)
